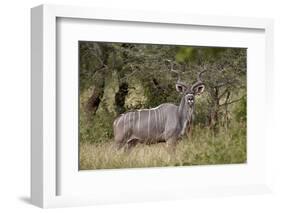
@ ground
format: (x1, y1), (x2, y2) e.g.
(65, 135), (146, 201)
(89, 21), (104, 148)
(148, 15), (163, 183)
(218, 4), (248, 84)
(79, 125), (246, 170)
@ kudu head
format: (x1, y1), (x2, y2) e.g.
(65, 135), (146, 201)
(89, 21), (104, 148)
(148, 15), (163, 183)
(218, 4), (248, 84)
(175, 72), (205, 107)
(166, 60), (206, 108)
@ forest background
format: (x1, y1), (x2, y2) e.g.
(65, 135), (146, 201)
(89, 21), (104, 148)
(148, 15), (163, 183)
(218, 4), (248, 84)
(79, 42), (247, 170)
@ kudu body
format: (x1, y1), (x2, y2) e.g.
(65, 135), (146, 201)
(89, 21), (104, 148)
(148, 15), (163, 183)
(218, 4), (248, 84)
(113, 63), (205, 151)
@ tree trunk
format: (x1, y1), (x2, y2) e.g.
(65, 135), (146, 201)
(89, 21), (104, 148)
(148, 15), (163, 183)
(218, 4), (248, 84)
(223, 91), (231, 129)
(208, 87), (220, 132)
(114, 45), (132, 115)
(115, 82), (129, 115)
(86, 85), (105, 115)
(85, 69), (106, 115)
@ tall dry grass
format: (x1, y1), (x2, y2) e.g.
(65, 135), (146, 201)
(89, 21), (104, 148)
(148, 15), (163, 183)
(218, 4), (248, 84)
(79, 123), (246, 170)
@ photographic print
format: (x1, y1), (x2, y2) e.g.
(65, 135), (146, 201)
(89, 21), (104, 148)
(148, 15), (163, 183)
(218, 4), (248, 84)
(79, 42), (247, 170)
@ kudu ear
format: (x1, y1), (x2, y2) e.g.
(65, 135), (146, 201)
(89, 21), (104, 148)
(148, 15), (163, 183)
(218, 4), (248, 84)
(176, 83), (188, 94)
(193, 84), (205, 96)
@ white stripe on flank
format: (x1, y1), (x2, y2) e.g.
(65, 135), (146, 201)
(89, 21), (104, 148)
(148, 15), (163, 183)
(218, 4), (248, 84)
(128, 112), (131, 130)
(132, 112), (135, 130)
(157, 109), (160, 131)
(159, 108), (162, 128)
(148, 110), (151, 137)
(138, 111), (141, 133)
(154, 109), (158, 134)
(137, 104), (162, 111)
(123, 113), (127, 136)
(160, 108), (166, 139)
(115, 114), (123, 127)
(150, 105), (162, 110)
(157, 109), (160, 132)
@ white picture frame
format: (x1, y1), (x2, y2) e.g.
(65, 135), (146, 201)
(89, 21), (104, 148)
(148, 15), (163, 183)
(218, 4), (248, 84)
(31, 4), (274, 208)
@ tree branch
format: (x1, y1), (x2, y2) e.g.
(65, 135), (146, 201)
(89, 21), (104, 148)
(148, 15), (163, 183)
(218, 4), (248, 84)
(219, 95), (245, 107)
(219, 88), (230, 99)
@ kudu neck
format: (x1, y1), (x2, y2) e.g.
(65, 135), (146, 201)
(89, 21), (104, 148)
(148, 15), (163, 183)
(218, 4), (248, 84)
(178, 96), (193, 131)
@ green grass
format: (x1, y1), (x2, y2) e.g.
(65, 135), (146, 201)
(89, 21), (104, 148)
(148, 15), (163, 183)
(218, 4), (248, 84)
(79, 122), (246, 170)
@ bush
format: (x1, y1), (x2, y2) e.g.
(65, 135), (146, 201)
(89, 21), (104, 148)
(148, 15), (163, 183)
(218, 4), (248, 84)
(234, 95), (247, 122)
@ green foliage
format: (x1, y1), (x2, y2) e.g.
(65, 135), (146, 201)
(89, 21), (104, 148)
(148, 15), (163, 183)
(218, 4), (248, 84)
(181, 123), (246, 166)
(193, 96), (209, 125)
(175, 46), (229, 63)
(234, 95), (247, 122)
(80, 108), (114, 144)
(80, 103), (115, 144)
(78, 41), (247, 168)
(176, 47), (195, 62)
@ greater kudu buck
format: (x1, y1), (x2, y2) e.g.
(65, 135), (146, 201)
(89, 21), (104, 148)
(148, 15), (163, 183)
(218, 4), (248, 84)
(113, 61), (206, 151)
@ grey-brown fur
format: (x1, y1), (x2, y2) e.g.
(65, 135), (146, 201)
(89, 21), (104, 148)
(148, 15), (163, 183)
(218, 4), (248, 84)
(113, 70), (206, 151)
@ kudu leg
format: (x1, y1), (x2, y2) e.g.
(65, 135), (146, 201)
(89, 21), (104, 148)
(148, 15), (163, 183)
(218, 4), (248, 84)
(115, 141), (126, 151)
(124, 138), (139, 153)
(166, 138), (178, 154)
(114, 133), (126, 151)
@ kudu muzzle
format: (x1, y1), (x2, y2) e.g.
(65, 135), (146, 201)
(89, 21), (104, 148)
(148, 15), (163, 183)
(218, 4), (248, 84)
(186, 94), (195, 107)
